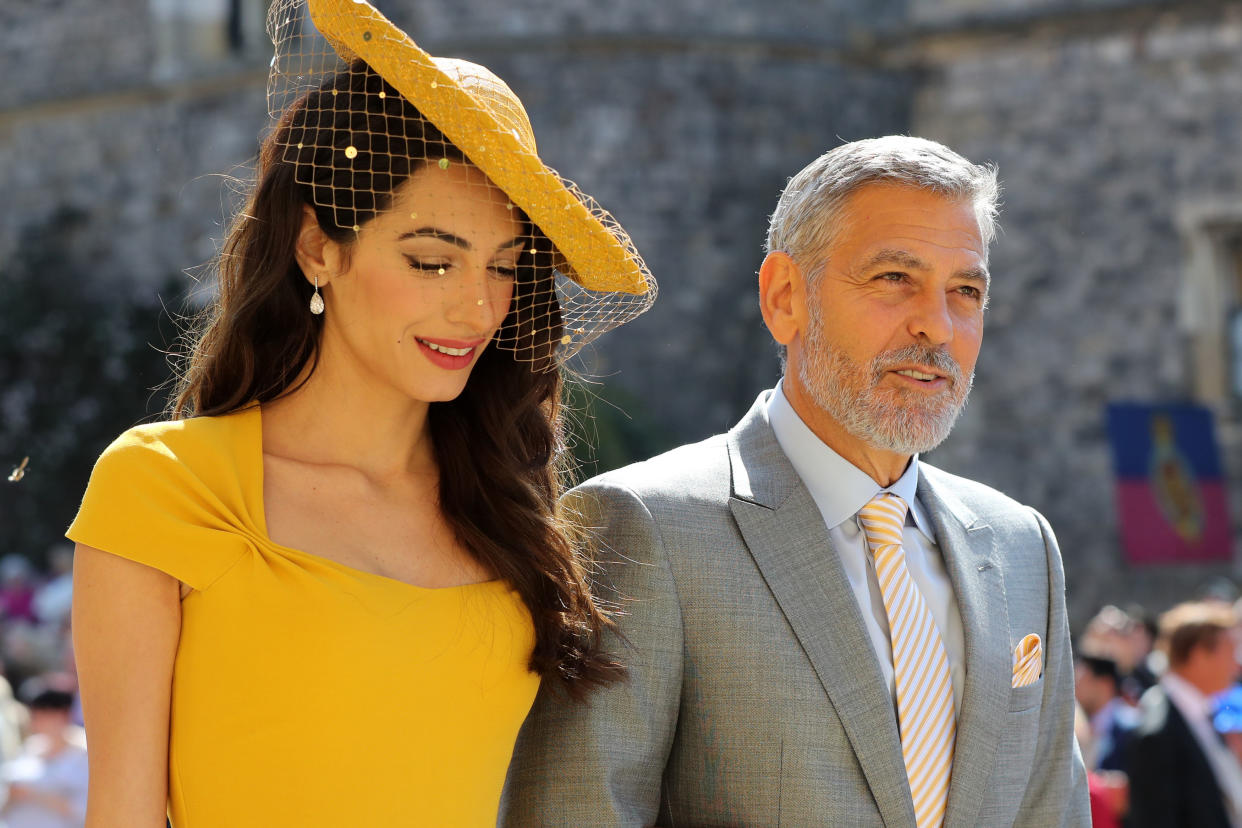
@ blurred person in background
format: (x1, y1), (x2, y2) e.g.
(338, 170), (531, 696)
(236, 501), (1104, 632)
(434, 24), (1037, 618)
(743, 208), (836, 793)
(67, 0), (654, 825)
(1127, 601), (1242, 828)
(1198, 576), (1240, 607)
(0, 676), (27, 767)
(1081, 604), (1158, 703)
(2, 629), (64, 700)
(1214, 685), (1242, 768)
(0, 558), (37, 626)
(1074, 651), (1137, 772)
(1123, 605), (1161, 701)
(31, 547), (73, 631)
(1073, 708), (1127, 828)
(0, 686), (87, 828)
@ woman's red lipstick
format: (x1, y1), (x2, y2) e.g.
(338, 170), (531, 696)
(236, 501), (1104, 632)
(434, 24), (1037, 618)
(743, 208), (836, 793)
(415, 337), (484, 370)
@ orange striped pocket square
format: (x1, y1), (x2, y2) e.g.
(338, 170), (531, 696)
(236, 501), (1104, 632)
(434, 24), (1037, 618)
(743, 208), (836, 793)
(1011, 633), (1043, 688)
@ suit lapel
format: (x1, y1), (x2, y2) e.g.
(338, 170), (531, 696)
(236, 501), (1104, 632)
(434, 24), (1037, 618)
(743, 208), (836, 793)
(726, 397), (916, 827)
(918, 468), (1010, 828)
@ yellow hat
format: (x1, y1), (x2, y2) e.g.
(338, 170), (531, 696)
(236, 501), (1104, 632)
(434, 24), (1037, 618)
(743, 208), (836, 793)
(264, 0), (655, 362)
(307, 0), (651, 297)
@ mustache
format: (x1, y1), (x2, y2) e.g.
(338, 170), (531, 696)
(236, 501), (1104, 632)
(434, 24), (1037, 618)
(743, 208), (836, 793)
(870, 344), (963, 384)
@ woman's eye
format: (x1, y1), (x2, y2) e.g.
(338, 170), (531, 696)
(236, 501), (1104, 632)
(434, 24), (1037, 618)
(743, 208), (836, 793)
(405, 257), (449, 275)
(490, 264), (518, 280)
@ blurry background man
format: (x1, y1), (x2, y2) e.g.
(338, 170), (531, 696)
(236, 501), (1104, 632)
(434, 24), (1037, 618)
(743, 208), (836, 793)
(1127, 601), (1242, 828)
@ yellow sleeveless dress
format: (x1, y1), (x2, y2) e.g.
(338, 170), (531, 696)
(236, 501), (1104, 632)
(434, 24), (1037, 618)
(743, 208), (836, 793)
(67, 407), (540, 827)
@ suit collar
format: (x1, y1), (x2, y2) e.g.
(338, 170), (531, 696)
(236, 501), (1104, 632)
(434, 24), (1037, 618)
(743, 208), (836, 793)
(726, 391), (796, 509)
(916, 464), (980, 529)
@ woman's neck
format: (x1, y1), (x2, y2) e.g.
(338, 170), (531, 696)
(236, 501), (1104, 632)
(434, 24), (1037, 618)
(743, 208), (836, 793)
(261, 355), (436, 483)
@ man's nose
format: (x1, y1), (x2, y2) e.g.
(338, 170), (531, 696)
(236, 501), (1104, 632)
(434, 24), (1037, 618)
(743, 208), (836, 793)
(907, 289), (954, 345)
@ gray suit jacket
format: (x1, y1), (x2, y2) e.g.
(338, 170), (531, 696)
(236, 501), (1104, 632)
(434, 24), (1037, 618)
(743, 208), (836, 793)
(503, 393), (1089, 827)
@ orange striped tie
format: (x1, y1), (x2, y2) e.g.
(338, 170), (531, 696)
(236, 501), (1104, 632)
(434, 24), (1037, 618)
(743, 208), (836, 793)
(859, 493), (956, 828)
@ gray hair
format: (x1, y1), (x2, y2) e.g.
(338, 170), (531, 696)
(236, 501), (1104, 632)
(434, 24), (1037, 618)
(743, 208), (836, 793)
(766, 135), (1000, 274)
(766, 135), (1000, 372)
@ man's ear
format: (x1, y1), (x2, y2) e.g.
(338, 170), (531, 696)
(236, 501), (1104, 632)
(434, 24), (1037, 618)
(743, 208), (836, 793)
(758, 251), (808, 348)
(293, 205), (342, 285)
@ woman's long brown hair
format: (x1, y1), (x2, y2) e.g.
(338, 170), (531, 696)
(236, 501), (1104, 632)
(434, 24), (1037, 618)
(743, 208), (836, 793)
(173, 62), (622, 696)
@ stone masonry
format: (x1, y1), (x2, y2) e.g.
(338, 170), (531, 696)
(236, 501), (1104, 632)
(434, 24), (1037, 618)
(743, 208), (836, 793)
(3, 0), (1241, 628)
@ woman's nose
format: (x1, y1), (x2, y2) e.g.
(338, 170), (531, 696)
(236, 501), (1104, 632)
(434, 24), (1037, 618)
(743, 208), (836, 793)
(451, 267), (511, 333)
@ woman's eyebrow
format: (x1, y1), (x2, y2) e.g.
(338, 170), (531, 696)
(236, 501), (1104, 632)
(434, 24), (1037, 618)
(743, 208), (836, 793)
(398, 229), (527, 253)
(495, 236), (526, 252)
(399, 227), (471, 249)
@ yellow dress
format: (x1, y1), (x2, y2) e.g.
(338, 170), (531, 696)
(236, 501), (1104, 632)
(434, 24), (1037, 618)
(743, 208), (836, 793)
(67, 407), (540, 827)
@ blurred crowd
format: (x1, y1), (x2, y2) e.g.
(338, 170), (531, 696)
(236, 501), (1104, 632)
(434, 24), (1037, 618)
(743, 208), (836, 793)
(0, 545), (85, 828)
(1074, 593), (1242, 828)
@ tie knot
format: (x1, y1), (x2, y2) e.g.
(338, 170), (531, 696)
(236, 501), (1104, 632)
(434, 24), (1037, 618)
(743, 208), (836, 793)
(858, 493), (909, 554)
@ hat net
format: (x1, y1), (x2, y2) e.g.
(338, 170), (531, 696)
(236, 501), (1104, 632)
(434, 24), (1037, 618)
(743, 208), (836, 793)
(265, 0), (656, 371)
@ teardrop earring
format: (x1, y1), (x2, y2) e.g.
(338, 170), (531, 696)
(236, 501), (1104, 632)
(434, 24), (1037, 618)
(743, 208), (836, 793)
(309, 274), (325, 315)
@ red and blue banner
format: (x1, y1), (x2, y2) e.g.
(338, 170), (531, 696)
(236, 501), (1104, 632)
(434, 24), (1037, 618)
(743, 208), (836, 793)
(1106, 403), (1232, 565)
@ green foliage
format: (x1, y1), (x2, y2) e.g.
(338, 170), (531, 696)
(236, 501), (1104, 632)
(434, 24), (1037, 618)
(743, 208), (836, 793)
(562, 375), (673, 486)
(0, 209), (181, 564)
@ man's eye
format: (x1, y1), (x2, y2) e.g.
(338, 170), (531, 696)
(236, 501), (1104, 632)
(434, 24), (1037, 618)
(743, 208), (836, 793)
(957, 285), (982, 299)
(878, 272), (907, 283)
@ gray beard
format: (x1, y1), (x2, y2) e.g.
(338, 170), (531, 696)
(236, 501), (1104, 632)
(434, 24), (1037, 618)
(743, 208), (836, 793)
(797, 317), (974, 456)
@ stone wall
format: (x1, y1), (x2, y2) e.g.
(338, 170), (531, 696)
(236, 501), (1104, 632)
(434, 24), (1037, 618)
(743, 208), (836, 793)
(908, 0), (1242, 622)
(1, 0), (271, 299)
(1, 76), (269, 302)
(2, 0), (155, 110)
(4, 0), (1241, 625)
(394, 0), (904, 41)
(910, 0), (1200, 27)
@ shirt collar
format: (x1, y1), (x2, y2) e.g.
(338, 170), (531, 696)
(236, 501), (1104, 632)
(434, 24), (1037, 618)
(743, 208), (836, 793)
(1162, 672), (1213, 720)
(766, 382), (933, 536)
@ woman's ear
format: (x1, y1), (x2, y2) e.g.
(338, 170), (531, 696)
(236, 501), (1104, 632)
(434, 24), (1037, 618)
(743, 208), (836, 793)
(758, 251), (808, 348)
(293, 205), (341, 285)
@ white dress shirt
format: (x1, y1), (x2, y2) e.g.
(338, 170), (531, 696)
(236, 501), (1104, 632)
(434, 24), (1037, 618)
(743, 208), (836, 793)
(1162, 672), (1242, 828)
(767, 383), (967, 714)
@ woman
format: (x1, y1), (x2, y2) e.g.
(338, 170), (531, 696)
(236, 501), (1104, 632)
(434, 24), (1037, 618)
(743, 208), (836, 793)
(68, 1), (655, 825)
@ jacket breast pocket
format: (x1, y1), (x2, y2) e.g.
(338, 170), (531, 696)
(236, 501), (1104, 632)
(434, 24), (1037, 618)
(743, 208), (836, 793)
(1008, 678), (1044, 713)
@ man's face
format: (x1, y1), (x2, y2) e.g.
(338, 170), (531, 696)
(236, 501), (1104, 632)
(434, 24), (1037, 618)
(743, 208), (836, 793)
(791, 183), (988, 456)
(1203, 630), (1242, 695)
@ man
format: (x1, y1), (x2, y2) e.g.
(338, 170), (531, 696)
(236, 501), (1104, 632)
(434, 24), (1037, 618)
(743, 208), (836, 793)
(1127, 601), (1242, 828)
(1075, 652), (1138, 771)
(503, 136), (1089, 827)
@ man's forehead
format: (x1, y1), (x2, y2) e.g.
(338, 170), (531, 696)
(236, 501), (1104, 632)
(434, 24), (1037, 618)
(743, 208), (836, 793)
(850, 245), (990, 285)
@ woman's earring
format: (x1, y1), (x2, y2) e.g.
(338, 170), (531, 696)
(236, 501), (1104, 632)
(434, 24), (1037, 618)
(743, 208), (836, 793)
(309, 274), (325, 315)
